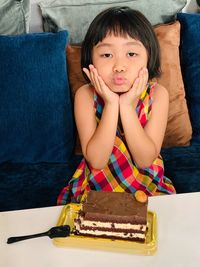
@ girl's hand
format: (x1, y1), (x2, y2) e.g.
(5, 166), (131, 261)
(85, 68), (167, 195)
(119, 67), (148, 108)
(83, 65), (119, 104)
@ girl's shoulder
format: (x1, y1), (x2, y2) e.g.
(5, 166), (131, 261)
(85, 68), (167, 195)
(75, 84), (94, 103)
(74, 84), (94, 104)
(74, 84), (96, 123)
(151, 82), (169, 101)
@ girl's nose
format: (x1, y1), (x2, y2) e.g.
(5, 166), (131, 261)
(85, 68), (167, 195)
(113, 64), (126, 73)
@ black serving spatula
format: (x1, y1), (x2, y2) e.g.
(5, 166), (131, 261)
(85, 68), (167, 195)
(7, 225), (70, 244)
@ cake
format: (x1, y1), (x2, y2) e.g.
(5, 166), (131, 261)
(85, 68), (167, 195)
(74, 190), (148, 242)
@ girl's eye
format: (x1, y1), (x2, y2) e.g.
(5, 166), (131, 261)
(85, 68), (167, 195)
(128, 52), (137, 57)
(101, 53), (113, 58)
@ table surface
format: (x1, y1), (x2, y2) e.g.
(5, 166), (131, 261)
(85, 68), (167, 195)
(0, 192), (200, 267)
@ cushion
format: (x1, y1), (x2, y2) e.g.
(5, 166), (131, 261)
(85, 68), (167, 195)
(154, 21), (192, 147)
(0, 155), (82, 211)
(161, 144), (200, 193)
(66, 45), (87, 99)
(0, 0), (30, 35)
(38, 0), (187, 44)
(177, 13), (200, 143)
(0, 31), (74, 163)
(66, 45), (86, 154)
(66, 21), (192, 153)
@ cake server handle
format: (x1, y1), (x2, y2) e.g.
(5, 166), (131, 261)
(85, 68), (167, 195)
(7, 225), (70, 244)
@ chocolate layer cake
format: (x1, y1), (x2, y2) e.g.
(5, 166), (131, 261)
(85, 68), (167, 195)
(74, 191), (148, 242)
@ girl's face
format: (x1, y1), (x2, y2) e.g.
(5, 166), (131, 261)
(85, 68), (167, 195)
(92, 33), (148, 93)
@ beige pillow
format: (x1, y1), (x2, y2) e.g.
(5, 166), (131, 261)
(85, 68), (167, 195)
(154, 21), (192, 147)
(67, 21), (192, 153)
(66, 45), (87, 99)
(66, 45), (87, 154)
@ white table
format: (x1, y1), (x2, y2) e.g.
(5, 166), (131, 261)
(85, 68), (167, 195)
(0, 192), (200, 267)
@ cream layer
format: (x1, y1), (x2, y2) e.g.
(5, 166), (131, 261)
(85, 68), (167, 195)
(75, 223), (145, 239)
(77, 216), (147, 231)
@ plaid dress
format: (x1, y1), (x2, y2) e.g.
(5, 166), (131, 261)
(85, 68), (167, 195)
(57, 82), (175, 205)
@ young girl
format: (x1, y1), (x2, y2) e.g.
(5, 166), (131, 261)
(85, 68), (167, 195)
(57, 6), (176, 204)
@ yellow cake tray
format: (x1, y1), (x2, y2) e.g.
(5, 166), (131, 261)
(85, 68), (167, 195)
(53, 203), (157, 255)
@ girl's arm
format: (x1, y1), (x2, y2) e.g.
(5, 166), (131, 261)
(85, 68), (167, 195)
(74, 84), (119, 170)
(120, 83), (169, 169)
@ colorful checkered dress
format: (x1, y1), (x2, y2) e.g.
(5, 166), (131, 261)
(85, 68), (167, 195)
(57, 82), (175, 205)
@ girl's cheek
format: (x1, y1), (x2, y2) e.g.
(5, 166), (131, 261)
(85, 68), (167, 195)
(97, 69), (107, 79)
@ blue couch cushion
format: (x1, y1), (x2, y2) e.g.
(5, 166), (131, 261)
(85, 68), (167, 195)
(0, 31), (74, 163)
(161, 144), (200, 193)
(0, 155), (82, 211)
(177, 13), (200, 143)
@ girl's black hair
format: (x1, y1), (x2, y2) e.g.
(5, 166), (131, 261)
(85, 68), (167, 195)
(81, 6), (161, 82)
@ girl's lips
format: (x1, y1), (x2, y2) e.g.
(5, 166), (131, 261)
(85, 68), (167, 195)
(113, 76), (125, 85)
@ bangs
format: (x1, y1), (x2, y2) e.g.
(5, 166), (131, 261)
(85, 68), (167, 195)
(92, 13), (141, 44)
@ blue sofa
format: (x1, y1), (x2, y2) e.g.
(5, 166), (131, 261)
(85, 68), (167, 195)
(0, 1), (200, 212)
(0, 30), (82, 211)
(161, 12), (200, 194)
